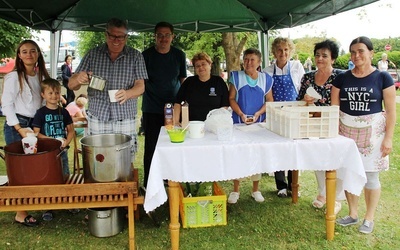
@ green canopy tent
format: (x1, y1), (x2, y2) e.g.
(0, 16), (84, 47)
(0, 0), (379, 76)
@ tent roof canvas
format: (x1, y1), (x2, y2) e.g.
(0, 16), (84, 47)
(0, 0), (379, 33)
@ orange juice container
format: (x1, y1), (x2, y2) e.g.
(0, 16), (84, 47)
(164, 103), (174, 130)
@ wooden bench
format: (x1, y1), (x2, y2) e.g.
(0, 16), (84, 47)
(0, 173), (144, 250)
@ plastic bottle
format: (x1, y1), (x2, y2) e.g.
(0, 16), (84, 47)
(181, 101), (189, 129)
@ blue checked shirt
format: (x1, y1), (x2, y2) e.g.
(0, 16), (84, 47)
(75, 44), (148, 121)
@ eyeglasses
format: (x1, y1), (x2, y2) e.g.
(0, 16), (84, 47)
(155, 33), (173, 39)
(106, 31), (127, 41)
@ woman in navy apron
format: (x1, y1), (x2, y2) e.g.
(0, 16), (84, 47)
(263, 37), (305, 198)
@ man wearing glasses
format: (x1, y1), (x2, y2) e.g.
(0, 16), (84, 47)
(69, 18), (148, 166)
(142, 22), (187, 189)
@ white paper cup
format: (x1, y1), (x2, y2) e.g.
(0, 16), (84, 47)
(188, 121), (205, 139)
(21, 136), (38, 154)
(26, 132), (36, 137)
(108, 90), (118, 102)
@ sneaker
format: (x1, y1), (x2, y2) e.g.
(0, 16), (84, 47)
(228, 192), (240, 204)
(336, 215), (359, 226)
(277, 189), (287, 198)
(334, 201), (342, 215)
(359, 220), (374, 234)
(42, 211), (54, 221)
(251, 191), (265, 202)
(69, 209), (80, 215)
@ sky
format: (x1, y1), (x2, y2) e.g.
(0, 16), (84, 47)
(37, 0), (399, 52)
(278, 0), (399, 51)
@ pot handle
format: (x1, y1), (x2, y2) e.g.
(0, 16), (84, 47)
(0, 146), (5, 160)
(115, 145), (132, 152)
(56, 146), (69, 159)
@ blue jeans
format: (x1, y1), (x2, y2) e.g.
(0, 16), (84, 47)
(4, 115), (33, 145)
(60, 149), (70, 176)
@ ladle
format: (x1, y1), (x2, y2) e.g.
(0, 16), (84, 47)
(181, 123), (190, 133)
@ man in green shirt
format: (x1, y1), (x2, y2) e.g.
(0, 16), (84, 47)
(142, 22), (187, 188)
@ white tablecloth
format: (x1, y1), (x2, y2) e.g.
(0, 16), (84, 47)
(144, 124), (366, 212)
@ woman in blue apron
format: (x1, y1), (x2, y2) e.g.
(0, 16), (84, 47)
(227, 48), (274, 204)
(263, 37), (305, 198)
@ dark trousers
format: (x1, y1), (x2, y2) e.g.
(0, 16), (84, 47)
(143, 112), (164, 188)
(63, 81), (75, 104)
(274, 170), (293, 191)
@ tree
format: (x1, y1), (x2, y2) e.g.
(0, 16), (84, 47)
(75, 30), (260, 77)
(75, 31), (151, 58)
(293, 36), (341, 64)
(175, 32), (224, 75)
(221, 32), (248, 74)
(175, 32), (257, 76)
(0, 18), (34, 58)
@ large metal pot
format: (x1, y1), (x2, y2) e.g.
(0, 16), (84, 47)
(0, 138), (64, 186)
(87, 207), (125, 237)
(80, 133), (133, 183)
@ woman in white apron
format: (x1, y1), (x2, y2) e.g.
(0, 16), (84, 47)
(331, 36), (396, 234)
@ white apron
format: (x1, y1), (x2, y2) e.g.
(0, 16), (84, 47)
(339, 111), (389, 172)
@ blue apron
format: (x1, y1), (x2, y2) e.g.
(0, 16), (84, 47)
(272, 62), (297, 101)
(230, 71), (272, 123)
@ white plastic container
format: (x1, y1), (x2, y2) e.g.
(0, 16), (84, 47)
(265, 101), (339, 139)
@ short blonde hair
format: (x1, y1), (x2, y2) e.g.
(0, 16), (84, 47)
(76, 97), (88, 107)
(271, 37), (295, 58)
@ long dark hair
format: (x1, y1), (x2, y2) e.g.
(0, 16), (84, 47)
(14, 40), (50, 92)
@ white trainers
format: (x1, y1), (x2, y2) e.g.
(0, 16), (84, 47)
(277, 188), (287, 197)
(228, 192), (240, 204)
(334, 201), (342, 215)
(251, 191), (265, 202)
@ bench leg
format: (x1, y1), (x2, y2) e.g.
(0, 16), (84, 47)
(132, 167), (141, 220)
(128, 192), (135, 250)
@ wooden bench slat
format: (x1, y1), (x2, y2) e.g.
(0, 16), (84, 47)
(0, 182), (137, 199)
(0, 171), (143, 250)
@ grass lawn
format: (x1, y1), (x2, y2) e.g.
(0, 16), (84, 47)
(0, 102), (399, 250)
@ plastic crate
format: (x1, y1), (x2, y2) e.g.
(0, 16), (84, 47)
(266, 101), (339, 139)
(179, 182), (227, 228)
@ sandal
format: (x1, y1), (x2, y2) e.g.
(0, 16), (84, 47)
(42, 211), (54, 221)
(15, 215), (39, 227)
(312, 196), (326, 209)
